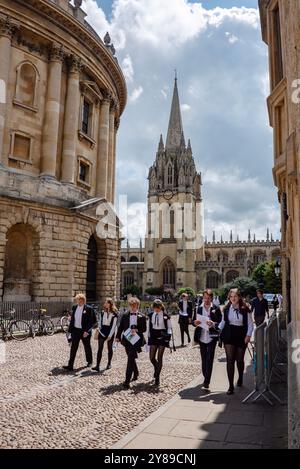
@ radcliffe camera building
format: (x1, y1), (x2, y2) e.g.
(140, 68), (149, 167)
(121, 79), (281, 294)
(0, 0), (126, 303)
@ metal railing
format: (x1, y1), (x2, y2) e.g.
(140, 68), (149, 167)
(243, 312), (287, 406)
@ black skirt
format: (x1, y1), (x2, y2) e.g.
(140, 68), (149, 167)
(148, 329), (170, 347)
(223, 325), (247, 349)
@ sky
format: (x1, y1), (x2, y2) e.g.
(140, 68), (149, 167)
(81, 0), (280, 246)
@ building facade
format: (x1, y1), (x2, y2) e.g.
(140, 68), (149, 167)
(259, 0), (300, 448)
(0, 0), (126, 303)
(121, 79), (281, 295)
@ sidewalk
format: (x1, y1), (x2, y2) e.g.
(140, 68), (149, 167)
(113, 351), (288, 449)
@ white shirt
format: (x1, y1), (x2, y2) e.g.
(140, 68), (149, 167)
(180, 300), (188, 316)
(99, 311), (117, 338)
(129, 311), (139, 328)
(219, 305), (254, 337)
(152, 312), (172, 334)
(198, 304), (212, 344)
(74, 305), (84, 329)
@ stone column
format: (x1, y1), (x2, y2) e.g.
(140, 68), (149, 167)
(96, 96), (110, 198)
(61, 55), (81, 183)
(0, 16), (18, 167)
(111, 117), (119, 205)
(41, 43), (64, 178)
(106, 104), (116, 202)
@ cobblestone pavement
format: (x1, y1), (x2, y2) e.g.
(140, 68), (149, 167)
(0, 319), (210, 449)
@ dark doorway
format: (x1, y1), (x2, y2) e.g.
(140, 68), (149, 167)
(86, 236), (97, 302)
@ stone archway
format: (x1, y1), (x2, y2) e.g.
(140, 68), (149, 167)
(3, 223), (39, 301)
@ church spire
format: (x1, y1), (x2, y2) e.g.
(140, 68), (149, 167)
(166, 76), (184, 149)
(158, 134), (164, 152)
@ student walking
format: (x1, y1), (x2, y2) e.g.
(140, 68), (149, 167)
(92, 298), (118, 373)
(219, 289), (254, 395)
(116, 297), (147, 389)
(178, 293), (193, 347)
(148, 299), (172, 386)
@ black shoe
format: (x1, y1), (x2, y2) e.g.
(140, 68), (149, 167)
(106, 363), (112, 370)
(226, 387), (234, 395)
(63, 365), (73, 372)
(92, 366), (100, 372)
(203, 382), (210, 390)
(123, 382), (130, 389)
(131, 373), (139, 382)
(86, 363), (92, 368)
(237, 378), (243, 387)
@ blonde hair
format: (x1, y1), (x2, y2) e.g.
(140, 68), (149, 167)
(128, 297), (140, 307)
(75, 293), (86, 302)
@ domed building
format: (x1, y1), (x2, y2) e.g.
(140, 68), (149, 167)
(0, 0), (126, 302)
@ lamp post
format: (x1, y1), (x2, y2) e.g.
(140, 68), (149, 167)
(275, 258), (281, 277)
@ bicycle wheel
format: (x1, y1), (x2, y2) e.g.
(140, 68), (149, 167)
(60, 316), (70, 333)
(43, 319), (55, 336)
(9, 320), (31, 341)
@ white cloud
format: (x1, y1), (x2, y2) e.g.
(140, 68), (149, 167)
(121, 54), (134, 83)
(129, 86), (144, 103)
(181, 103), (191, 112)
(225, 32), (239, 44)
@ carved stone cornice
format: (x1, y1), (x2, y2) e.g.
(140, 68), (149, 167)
(115, 118), (120, 131)
(0, 14), (19, 39)
(49, 42), (65, 62)
(15, 33), (48, 57)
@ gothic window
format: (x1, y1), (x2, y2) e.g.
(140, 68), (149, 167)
(253, 251), (267, 265)
(235, 251), (246, 264)
(206, 271), (219, 289)
(205, 252), (211, 261)
(217, 251), (228, 263)
(226, 270), (239, 283)
(14, 62), (39, 110)
(167, 164), (173, 186)
(271, 250), (281, 261)
(162, 260), (176, 289)
(124, 271), (134, 288)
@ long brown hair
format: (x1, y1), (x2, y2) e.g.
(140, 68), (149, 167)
(227, 288), (249, 312)
(104, 298), (118, 314)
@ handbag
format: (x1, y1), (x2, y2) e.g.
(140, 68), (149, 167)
(93, 328), (99, 341)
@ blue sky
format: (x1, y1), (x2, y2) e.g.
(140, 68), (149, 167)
(85, 0), (279, 245)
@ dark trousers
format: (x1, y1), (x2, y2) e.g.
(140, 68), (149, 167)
(68, 328), (93, 368)
(179, 316), (191, 345)
(125, 344), (138, 384)
(200, 340), (217, 385)
(96, 335), (114, 367)
(254, 315), (265, 326)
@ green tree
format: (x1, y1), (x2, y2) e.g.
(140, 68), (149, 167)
(252, 262), (267, 289)
(177, 287), (196, 298)
(251, 261), (282, 293)
(145, 286), (164, 296)
(123, 284), (141, 297)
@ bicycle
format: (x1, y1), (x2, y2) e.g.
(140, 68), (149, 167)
(60, 309), (71, 333)
(28, 308), (55, 337)
(0, 309), (30, 341)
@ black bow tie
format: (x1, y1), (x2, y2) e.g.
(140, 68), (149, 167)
(130, 313), (137, 316)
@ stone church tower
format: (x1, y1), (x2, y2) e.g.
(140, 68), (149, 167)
(142, 78), (203, 293)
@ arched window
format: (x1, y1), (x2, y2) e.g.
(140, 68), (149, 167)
(217, 251), (228, 263)
(226, 270), (239, 283)
(121, 256), (126, 262)
(235, 251), (246, 264)
(124, 271), (134, 288)
(205, 251), (212, 261)
(253, 251), (267, 265)
(167, 165), (173, 186)
(14, 62), (39, 109)
(206, 271), (219, 289)
(129, 256), (139, 262)
(271, 250), (281, 261)
(163, 260), (176, 289)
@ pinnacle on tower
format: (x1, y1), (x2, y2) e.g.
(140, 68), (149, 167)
(212, 231), (216, 243)
(180, 131), (186, 149)
(248, 229), (251, 242)
(266, 228), (270, 241)
(230, 230), (233, 243)
(158, 134), (164, 152)
(166, 76), (184, 149)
